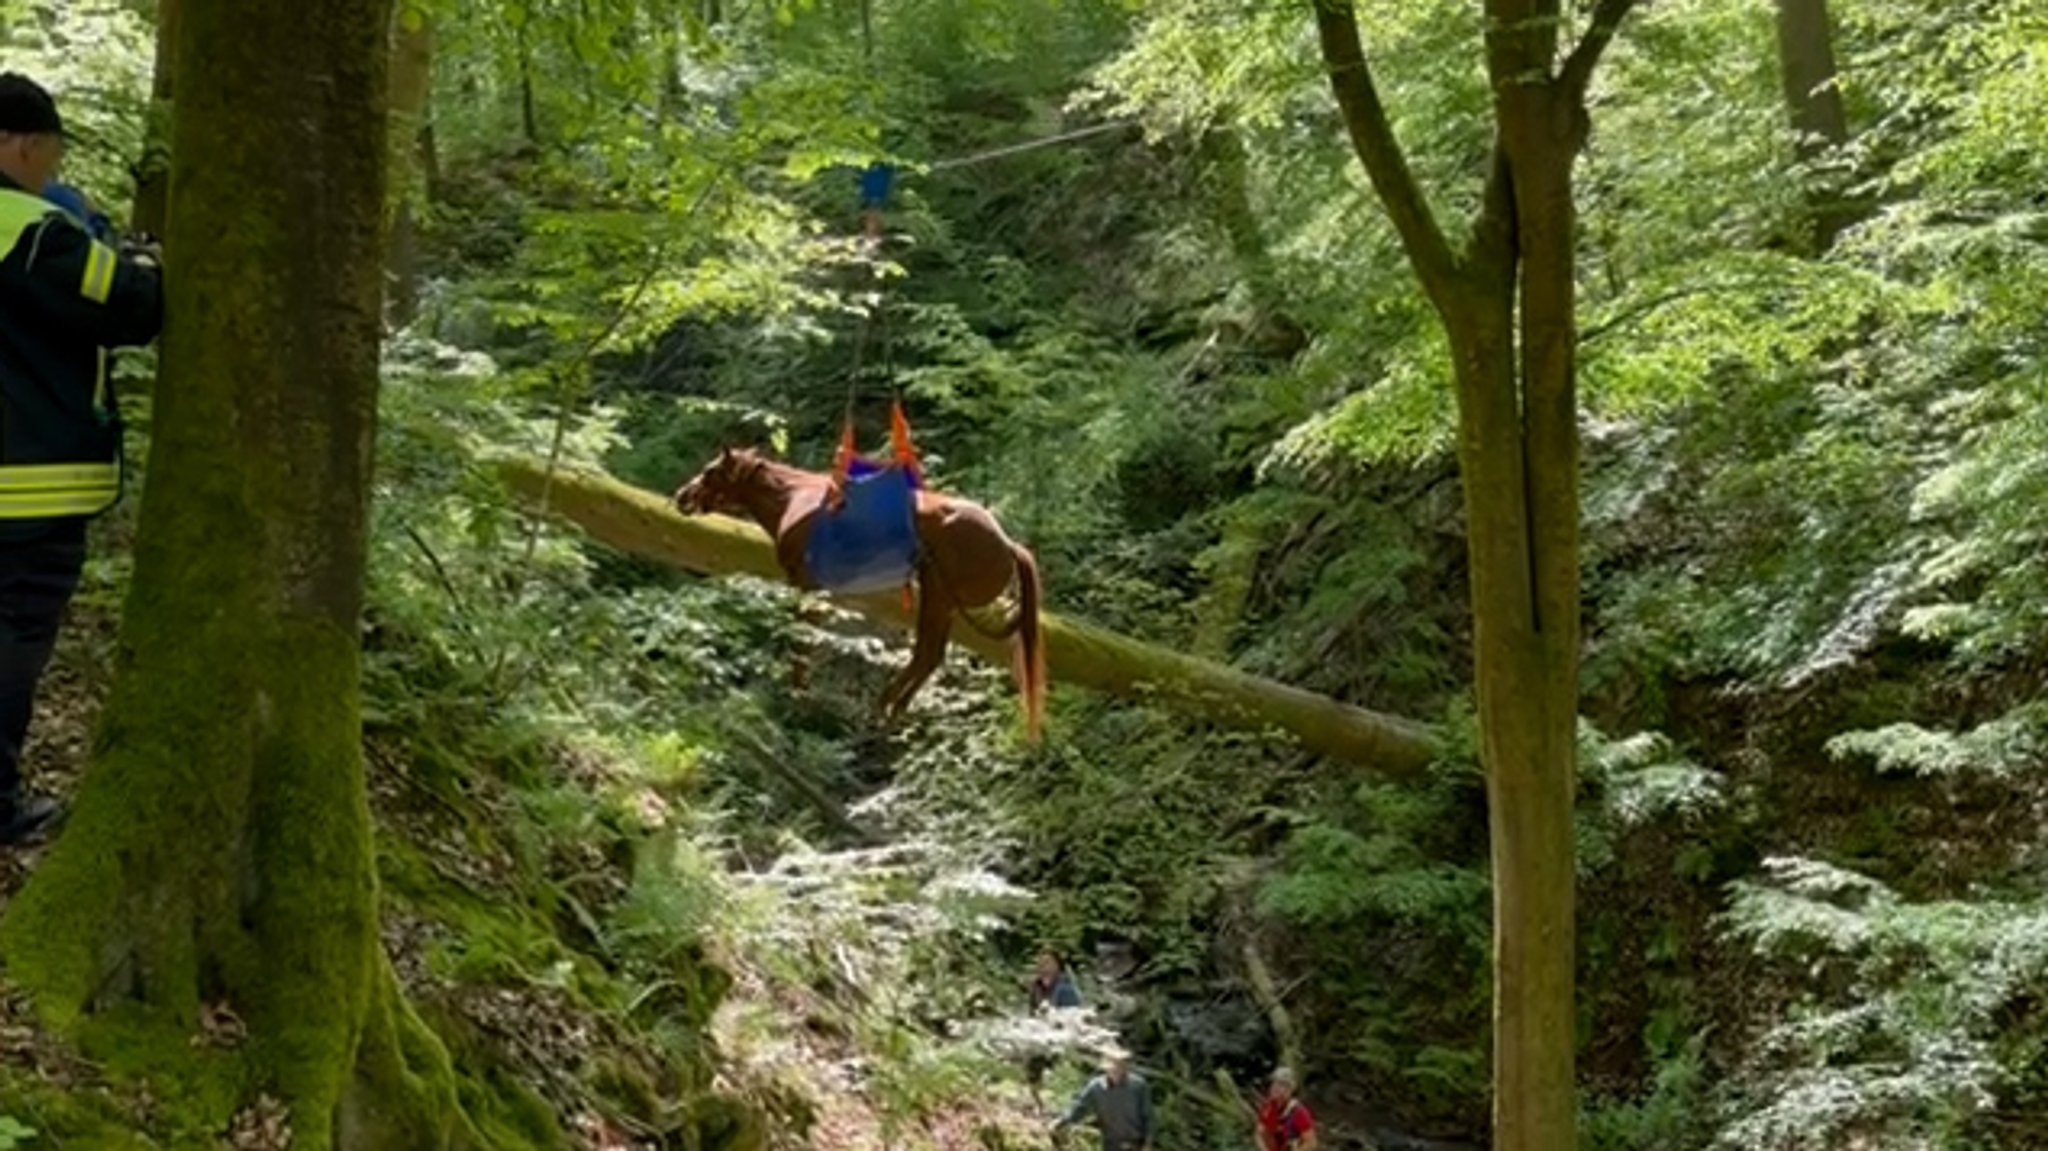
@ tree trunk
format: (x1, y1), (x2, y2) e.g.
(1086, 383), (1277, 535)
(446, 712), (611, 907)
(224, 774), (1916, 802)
(1774, 0), (1854, 252)
(1484, 80), (1584, 1151)
(1202, 123), (1290, 324)
(1776, 0), (1848, 159)
(1313, 1), (1640, 1147)
(0, 0), (483, 1144)
(495, 457), (1441, 775)
(517, 21), (540, 146)
(385, 8), (434, 329)
(1200, 124), (1309, 364)
(1191, 510), (1260, 660)
(128, 0), (178, 236)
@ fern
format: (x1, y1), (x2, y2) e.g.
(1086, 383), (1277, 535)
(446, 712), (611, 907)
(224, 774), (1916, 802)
(1826, 704), (2048, 781)
(1715, 856), (2048, 1149)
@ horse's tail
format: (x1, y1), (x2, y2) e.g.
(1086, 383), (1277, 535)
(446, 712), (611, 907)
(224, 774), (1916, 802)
(1011, 543), (1047, 746)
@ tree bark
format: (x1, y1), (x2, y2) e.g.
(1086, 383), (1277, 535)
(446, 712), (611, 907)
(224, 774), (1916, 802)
(0, 0), (483, 1144)
(1239, 936), (1304, 1079)
(1312, 1), (1640, 1147)
(1776, 0), (1848, 159)
(1774, 0), (1854, 252)
(1203, 123), (1289, 323)
(385, 7), (434, 329)
(496, 457), (1441, 775)
(517, 21), (540, 146)
(128, 0), (178, 236)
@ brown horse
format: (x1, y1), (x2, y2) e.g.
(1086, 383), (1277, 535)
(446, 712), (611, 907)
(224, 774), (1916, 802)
(673, 446), (1046, 743)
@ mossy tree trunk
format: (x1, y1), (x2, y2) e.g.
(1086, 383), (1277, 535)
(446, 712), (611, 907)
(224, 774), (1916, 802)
(1203, 122), (1282, 317)
(0, 0), (483, 1145)
(128, 0), (177, 237)
(1313, 1), (1641, 1147)
(386, 5), (435, 330)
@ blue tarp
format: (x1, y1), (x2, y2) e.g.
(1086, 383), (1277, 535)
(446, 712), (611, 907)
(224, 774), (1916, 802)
(804, 461), (921, 595)
(859, 162), (895, 209)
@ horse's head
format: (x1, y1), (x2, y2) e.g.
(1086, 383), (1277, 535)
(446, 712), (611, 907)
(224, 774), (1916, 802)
(673, 445), (766, 516)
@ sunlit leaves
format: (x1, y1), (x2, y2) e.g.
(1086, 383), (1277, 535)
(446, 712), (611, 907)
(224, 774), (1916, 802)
(1272, 335), (1455, 467)
(1582, 727), (1726, 832)
(0, 0), (152, 205)
(1716, 856), (2048, 1149)
(1826, 705), (2048, 782)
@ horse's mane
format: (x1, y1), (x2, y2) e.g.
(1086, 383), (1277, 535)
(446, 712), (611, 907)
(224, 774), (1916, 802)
(721, 446), (825, 485)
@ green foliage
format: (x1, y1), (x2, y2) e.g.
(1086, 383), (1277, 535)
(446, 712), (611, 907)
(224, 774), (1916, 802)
(1713, 856), (2048, 1149)
(1826, 705), (2048, 782)
(1580, 1038), (1713, 1151)
(988, 713), (1259, 978)
(1581, 726), (1727, 845)
(1243, 724), (1489, 1128)
(1258, 780), (1485, 934)
(1568, 0), (2048, 707)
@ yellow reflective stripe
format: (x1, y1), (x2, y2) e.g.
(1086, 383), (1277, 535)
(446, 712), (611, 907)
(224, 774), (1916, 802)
(0, 463), (121, 490)
(0, 463), (119, 517)
(0, 493), (115, 516)
(80, 241), (115, 303)
(0, 492), (116, 517)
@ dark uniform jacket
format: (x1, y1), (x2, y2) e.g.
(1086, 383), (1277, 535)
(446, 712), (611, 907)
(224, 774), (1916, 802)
(0, 171), (162, 532)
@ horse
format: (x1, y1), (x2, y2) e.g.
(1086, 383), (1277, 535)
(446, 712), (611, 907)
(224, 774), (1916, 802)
(672, 445), (1047, 743)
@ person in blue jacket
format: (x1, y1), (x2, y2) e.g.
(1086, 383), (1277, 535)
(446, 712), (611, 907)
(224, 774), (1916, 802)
(1030, 950), (1084, 1010)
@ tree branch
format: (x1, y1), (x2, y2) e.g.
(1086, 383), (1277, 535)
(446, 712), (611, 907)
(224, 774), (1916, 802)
(1312, 0), (1459, 302)
(1560, 0), (1641, 98)
(1577, 276), (1774, 346)
(1241, 934), (1304, 1077)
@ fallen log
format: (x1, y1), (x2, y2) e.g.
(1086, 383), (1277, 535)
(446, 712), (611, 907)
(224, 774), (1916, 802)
(497, 456), (1440, 775)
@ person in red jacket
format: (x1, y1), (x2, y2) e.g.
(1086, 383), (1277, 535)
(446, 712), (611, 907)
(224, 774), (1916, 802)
(1256, 1066), (1318, 1151)
(0, 72), (162, 844)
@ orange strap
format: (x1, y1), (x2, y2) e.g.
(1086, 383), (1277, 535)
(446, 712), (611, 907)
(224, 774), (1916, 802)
(831, 399), (923, 510)
(889, 398), (924, 485)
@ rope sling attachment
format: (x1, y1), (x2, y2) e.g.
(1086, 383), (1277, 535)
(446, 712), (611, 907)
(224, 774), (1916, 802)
(810, 155), (922, 608)
(842, 114), (1136, 421)
(843, 159), (909, 493)
(824, 118), (1135, 603)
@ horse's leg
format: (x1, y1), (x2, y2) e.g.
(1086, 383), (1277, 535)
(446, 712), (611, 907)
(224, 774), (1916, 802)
(877, 564), (953, 724)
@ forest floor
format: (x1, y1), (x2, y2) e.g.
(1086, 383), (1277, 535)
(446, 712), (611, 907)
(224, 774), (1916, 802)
(0, 591), (1067, 1150)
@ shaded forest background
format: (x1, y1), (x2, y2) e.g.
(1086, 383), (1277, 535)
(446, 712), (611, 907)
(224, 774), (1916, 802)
(3, 0), (2048, 1148)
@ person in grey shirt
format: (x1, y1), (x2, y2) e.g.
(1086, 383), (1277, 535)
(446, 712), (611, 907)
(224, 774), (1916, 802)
(1052, 1048), (1154, 1151)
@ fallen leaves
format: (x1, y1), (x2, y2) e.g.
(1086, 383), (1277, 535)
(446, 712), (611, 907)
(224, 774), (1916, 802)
(228, 1093), (292, 1151)
(194, 1000), (248, 1049)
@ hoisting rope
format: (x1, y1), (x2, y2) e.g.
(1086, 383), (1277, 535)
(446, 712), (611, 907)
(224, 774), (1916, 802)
(837, 115), (1137, 480)
(827, 115), (1134, 595)
(924, 118), (1136, 172)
